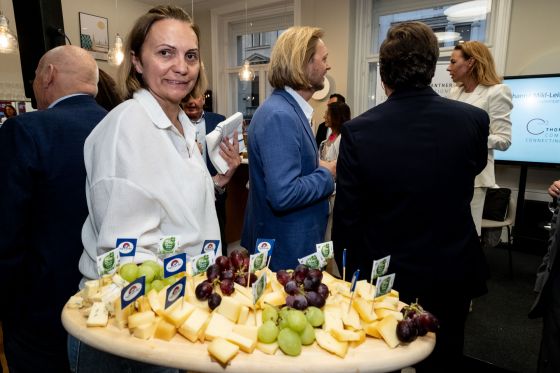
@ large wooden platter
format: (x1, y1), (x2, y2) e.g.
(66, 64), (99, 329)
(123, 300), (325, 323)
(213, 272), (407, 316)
(62, 305), (435, 373)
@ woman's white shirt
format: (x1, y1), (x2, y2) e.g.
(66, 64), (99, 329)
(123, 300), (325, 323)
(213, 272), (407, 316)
(79, 89), (220, 281)
(448, 83), (513, 187)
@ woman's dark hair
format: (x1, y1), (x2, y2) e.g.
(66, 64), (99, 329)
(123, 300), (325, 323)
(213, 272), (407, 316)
(96, 69), (123, 111)
(379, 21), (439, 90)
(327, 101), (351, 134)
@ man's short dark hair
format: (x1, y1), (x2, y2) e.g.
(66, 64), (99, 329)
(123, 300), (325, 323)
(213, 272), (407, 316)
(329, 93), (346, 103)
(379, 21), (439, 90)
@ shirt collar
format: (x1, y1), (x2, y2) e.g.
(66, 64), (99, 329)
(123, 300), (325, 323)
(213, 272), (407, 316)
(48, 93), (88, 109)
(189, 111), (205, 125)
(284, 86), (313, 125)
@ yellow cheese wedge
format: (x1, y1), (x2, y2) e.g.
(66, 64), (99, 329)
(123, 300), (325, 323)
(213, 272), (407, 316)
(374, 296), (399, 311)
(330, 328), (362, 342)
(355, 280), (375, 301)
(132, 317), (159, 340)
(204, 312), (235, 341)
(232, 324), (258, 341)
(364, 320), (382, 339)
(128, 310), (156, 329)
(352, 297), (378, 323)
(216, 296), (241, 323)
(67, 295), (84, 309)
(154, 318), (177, 341)
(237, 306), (250, 324)
(86, 302), (108, 327)
(226, 331), (257, 353)
(341, 305), (361, 330)
(377, 315), (400, 348)
(315, 329), (348, 358)
(259, 291), (285, 307)
(233, 283), (253, 299)
(163, 301), (195, 328)
(350, 330), (367, 347)
(185, 294), (211, 313)
(375, 309), (403, 321)
(147, 289), (163, 315)
(207, 337), (239, 365)
(255, 309), (263, 328)
(256, 341), (279, 355)
(178, 308), (210, 343)
(244, 309), (256, 327)
(323, 309), (344, 332)
(137, 296), (152, 313)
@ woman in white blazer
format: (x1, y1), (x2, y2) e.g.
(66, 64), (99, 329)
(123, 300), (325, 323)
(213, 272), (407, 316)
(447, 41), (513, 236)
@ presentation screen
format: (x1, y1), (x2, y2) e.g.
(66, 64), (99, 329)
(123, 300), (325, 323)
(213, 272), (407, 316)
(495, 74), (560, 165)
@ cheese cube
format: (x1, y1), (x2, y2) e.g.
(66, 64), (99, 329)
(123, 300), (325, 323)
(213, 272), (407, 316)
(111, 273), (128, 288)
(374, 296), (399, 311)
(256, 342), (279, 355)
(186, 294), (211, 312)
(204, 312), (235, 341)
(315, 329), (348, 358)
(86, 302), (108, 327)
(230, 291), (254, 309)
(350, 330), (367, 347)
(330, 328), (362, 342)
(137, 296), (152, 313)
(207, 338), (239, 365)
(244, 309), (256, 327)
(114, 297), (133, 329)
(154, 318), (177, 341)
(323, 310), (344, 332)
(233, 283), (253, 299)
(226, 331), (257, 353)
(128, 311), (156, 329)
(255, 310), (263, 328)
(355, 280), (375, 301)
(147, 289), (163, 314)
(232, 325), (258, 341)
(258, 291), (285, 307)
(377, 315), (400, 348)
(67, 295), (84, 309)
(178, 308), (210, 342)
(237, 306), (250, 324)
(352, 297), (378, 323)
(163, 301), (195, 328)
(321, 271), (337, 287)
(216, 296), (241, 323)
(132, 318), (159, 340)
(84, 280), (100, 300)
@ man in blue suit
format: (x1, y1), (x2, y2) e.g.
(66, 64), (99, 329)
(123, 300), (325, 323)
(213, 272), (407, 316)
(183, 93), (228, 252)
(332, 22), (489, 372)
(241, 26), (336, 271)
(0, 45), (107, 372)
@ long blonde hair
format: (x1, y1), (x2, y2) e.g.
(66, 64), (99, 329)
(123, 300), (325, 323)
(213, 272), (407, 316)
(268, 26), (324, 90)
(454, 41), (501, 86)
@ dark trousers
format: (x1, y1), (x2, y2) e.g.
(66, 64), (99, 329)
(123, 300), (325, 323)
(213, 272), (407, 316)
(399, 291), (471, 373)
(538, 272), (560, 373)
(3, 321), (70, 373)
(216, 192), (228, 253)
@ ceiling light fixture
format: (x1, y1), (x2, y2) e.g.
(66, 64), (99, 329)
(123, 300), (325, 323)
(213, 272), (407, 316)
(0, 7), (18, 54)
(238, 0), (254, 82)
(107, 0), (123, 66)
(445, 0), (491, 23)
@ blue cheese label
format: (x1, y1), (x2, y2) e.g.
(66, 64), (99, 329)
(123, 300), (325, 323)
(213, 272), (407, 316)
(158, 235), (180, 255)
(201, 240), (220, 255)
(298, 252), (327, 269)
(96, 248), (120, 276)
(121, 276), (145, 309)
(374, 273), (396, 298)
(164, 252), (187, 278)
(316, 241), (334, 259)
(116, 238), (137, 257)
(165, 277), (186, 309)
(370, 255), (391, 282)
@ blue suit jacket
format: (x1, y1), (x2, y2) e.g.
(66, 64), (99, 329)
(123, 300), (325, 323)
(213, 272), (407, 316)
(0, 95), (106, 368)
(241, 89), (334, 270)
(203, 111), (226, 176)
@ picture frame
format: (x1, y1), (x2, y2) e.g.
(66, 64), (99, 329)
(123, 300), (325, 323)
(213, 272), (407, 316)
(79, 12), (109, 61)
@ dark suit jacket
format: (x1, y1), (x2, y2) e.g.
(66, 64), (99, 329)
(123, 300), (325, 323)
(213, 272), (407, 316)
(241, 89), (334, 271)
(332, 87), (489, 298)
(0, 95), (106, 369)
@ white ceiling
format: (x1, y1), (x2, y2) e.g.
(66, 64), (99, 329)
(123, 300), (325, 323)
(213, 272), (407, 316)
(137, 0), (247, 12)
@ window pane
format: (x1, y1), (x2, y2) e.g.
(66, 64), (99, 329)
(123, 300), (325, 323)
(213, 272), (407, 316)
(236, 30), (285, 67)
(231, 72), (260, 120)
(373, 0), (491, 53)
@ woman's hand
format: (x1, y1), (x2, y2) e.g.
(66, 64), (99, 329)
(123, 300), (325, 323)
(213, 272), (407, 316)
(214, 130), (241, 188)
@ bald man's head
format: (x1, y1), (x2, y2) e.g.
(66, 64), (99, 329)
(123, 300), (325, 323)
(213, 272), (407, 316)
(33, 45), (99, 109)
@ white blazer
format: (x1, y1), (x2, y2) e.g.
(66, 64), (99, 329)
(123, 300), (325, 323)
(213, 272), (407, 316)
(448, 83), (513, 187)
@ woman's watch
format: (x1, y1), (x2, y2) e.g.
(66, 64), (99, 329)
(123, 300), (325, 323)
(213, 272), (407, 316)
(213, 178), (226, 195)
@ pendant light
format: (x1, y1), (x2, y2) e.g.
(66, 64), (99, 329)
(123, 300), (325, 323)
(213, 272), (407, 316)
(107, 0), (123, 66)
(0, 0), (18, 54)
(238, 0), (254, 82)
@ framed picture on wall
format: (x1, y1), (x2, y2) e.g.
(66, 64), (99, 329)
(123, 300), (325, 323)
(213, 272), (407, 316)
(79, 12), (109, 61)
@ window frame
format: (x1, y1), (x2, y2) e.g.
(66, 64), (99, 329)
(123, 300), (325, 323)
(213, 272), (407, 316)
(349, 0), (512, 116)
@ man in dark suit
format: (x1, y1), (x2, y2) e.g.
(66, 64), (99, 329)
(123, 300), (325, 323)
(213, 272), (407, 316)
(315, 93), (345, 148)
(332, 22), (489, 372)
(183, 93), (228, 252)
(0, 45), (107, 372)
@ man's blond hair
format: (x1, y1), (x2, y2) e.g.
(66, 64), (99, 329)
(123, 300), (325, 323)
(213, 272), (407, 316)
(268, 26), (324, 90)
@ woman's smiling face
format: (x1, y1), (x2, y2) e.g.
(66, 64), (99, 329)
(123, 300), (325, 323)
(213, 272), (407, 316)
(132, 18), (200, 110)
